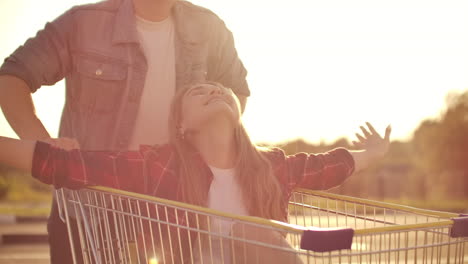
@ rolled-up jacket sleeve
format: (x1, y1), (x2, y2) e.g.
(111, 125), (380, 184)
(0, 8), (74, 93)
(275, 148), (355, 191)
(31, 141), (146, 192)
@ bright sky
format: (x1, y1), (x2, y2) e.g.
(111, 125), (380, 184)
(0, 0), (467, 144)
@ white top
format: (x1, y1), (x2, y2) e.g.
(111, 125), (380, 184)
(128, 15), (176, 150)
(194, 166), (249, 264)
(207, 166), (249, 222)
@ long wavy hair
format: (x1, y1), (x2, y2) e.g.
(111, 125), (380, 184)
(168, 82), (285, 222)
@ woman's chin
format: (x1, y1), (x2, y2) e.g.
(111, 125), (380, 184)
(207, 103), (236, 117)
(200, 109), (238, 129)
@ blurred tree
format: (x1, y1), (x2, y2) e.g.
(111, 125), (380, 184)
(412, 91), (468, 199)
(0, 164), (11, 199)
(0, 163), (51, 201)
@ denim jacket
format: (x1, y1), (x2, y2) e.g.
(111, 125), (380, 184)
(0, 0), (249, 150)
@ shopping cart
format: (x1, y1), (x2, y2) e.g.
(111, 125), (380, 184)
(56, 186), (468, 264)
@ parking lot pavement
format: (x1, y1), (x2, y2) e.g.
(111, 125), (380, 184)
(0, 222), (49, 264)
(0, 244), (49, 264)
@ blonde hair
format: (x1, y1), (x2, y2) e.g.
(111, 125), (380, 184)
(168, 82), (285, 222)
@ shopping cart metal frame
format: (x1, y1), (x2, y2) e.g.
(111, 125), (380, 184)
(56, 186), (468, 264)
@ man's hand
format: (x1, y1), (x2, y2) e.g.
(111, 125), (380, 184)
(42, 137), (80, 151)
(352, 122), (391, 160)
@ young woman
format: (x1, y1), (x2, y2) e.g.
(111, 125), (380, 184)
(0, 82), (391, 263)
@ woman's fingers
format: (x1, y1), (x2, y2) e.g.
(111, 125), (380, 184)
(59, 139), (71, 150)
(65, 138), (80, 150)
(360, 126), (371, 138)
(384, 125), (392, 141)
(42, 138), (59, 148)
(352, 141), (364, 149)
(365, 122), (378, 136)
(355, 133), (366, 143)
(68, 139), (80, 150)
(44, 138), (80, 150)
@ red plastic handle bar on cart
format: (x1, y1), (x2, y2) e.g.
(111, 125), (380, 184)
(450, 214), (468, 238)
(300, 227), (354, 252)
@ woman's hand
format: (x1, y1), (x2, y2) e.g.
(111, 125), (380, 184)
(351, 123), (391, 170)
(42, 137), (80, 151)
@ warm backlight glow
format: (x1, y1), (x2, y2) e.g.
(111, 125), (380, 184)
(0, 0), (467, 144)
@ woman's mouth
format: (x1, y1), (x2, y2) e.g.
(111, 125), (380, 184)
(205, 96), (228, 105)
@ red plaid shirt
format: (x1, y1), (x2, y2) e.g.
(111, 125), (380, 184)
(32, 141), (355, 219)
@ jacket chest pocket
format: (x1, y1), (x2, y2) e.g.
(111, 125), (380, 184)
(74, 57), (128, 114)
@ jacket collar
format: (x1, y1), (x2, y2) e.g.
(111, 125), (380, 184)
(112, 0), (139, 44)
(171, 2), (210, 44)
(112, 0), (207, 45)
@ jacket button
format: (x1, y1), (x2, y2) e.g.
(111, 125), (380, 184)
(95, 69), (103, 76)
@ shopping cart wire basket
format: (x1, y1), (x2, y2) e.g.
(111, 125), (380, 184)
(56, 186), (468, 264)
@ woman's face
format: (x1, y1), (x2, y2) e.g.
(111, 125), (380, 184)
(180, 83), (241, 132)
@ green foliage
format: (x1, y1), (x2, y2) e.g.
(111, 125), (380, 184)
(0, 176), (10, 199)
(412, 90), (468, 200)
(0, 202), (51, 217)
(0, 163), (52, 202)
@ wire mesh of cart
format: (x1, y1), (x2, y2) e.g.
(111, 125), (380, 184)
(55, 186), (468, 264)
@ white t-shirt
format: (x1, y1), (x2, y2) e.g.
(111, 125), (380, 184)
(128, 15), (176, 150)
(194, 166), (249, 264)
(207, 166), (249, 221)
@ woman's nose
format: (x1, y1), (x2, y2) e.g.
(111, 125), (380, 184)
(209, 85), (223, 95)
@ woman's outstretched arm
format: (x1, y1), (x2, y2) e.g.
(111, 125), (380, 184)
(30, 141), (146, 190)
(0, 136), (164, 194)
(0, 136), (80, 172)
(276, 122), (391, 191)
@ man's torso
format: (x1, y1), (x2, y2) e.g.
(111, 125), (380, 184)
(57, 0), (225, 150)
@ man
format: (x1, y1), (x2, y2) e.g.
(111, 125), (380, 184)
(0, 0), (249, 262)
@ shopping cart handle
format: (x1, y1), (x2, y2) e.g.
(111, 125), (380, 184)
(300, 227), (354, 252)
(450, 214), (468, 238)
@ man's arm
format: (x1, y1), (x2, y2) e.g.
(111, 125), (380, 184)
(0, 9), (74, 140)
(0, 75), (50, 140)
(237, 94), (248, 113)
(0, 136), (36, 172)
(208, 18), (250, 112)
